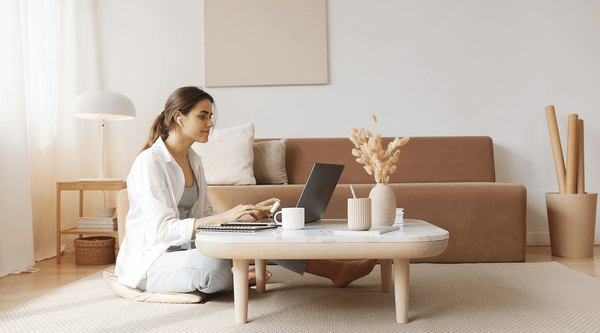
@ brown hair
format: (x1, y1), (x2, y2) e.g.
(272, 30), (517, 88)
(141, 86), (215, 152)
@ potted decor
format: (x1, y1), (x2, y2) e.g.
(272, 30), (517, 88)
(349, 114), (409, 227)
(545, 107), (597, 257)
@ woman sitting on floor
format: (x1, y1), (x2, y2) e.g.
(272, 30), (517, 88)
(115, 86), (377, 294)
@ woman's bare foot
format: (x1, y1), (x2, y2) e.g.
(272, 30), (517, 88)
(305, 259), (378, 287)
(248, 269), (272, 285)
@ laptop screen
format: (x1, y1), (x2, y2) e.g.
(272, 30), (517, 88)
(296, 163), (344, 222)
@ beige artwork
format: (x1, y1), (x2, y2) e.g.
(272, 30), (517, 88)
(204, 0), (329, 87)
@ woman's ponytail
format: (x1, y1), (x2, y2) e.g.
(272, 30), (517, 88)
(141, 112), (170, 152)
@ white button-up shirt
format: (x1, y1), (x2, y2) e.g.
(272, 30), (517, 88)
(115, 137), (218, 288)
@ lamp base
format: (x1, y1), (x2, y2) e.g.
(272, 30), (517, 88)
(79, 178), (124, 182)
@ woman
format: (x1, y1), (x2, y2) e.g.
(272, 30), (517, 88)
(115, 86), (377, 294)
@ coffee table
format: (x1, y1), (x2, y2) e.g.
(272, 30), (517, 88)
(195, 219), (449, 324)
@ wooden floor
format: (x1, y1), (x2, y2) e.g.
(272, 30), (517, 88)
(1, 246), (599, 313)
(524, 245), (600, 278)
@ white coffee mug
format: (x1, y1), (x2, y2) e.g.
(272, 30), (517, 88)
(274, 207), (305, 230)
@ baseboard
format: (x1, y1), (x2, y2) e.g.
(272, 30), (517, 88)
(527, 231), (600, 246)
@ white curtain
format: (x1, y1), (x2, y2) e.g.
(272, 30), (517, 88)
(0, 0), (101, 277)
(0, 0), (36, 277)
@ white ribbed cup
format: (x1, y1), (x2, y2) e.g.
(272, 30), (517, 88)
(348, 198), (372, 231)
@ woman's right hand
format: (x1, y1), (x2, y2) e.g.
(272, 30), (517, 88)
(220, 204), (261, 223)
(193, 204), (260, 233)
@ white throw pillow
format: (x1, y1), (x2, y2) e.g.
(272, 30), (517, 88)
(103, 271), (205, 303)
(192, 122), (256, 185)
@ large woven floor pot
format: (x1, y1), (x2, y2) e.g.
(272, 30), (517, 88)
(546, 192), (597, 258)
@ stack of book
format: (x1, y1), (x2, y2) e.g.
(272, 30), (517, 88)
(77, 217), (117, 232)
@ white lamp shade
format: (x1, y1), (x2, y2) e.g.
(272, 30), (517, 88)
(71, 91), (136, 121)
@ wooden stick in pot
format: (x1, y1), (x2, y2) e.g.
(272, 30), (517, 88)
(577, 119), (585, 194)
(566, 114), (579, 194)
(545, 106), (566, 194)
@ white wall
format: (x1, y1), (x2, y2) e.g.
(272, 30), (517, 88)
(97, 0), (600, 245)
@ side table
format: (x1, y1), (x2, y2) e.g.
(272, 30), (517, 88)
(56, 181), (126, 264)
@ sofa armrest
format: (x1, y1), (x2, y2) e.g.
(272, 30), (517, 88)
(116, 189), (129, 248)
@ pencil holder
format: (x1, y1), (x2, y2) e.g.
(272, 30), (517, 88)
(546, 193), (597, 258)
(348, 198), (371, 231)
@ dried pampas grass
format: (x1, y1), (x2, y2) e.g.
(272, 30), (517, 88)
(349, 114), (409, 184)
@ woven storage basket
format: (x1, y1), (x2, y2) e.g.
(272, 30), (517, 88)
(74, 236), (116, 265)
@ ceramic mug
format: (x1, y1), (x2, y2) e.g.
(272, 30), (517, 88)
(274, 207), (305, 230)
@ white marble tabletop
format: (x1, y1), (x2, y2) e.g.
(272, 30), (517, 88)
(195, 219), (449, 244)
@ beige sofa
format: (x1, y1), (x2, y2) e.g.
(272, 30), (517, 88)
(207, 137), (527, 263)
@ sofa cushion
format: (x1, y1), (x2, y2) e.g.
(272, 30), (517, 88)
(253, 138), (288, 184)
(192, 122), (256, 185)
(206, 182), (527, 263)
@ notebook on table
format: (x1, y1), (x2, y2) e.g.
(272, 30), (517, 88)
(197, 162), (345, 233)
(197, 224), (276, 233)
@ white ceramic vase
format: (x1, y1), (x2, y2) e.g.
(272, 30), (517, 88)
(369, 183), (396, 227)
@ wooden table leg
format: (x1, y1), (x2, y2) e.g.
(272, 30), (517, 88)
(393, 258), (410, 323)
(79, 190), (84, 217)
(56, 185), (61, 264)
(380, 259), (392, 293)
(255, 259), (267, 294)
(79, 190), (84, 238)
(232, 259), (250, 324)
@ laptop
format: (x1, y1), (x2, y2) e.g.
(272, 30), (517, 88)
(296, 162), (345, 222)
(228, 162), (345, 225)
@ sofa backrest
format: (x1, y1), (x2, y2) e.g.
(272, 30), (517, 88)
(257, 136), (495, 184)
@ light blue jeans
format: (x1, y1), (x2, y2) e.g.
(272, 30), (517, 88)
(137, 249), (308, 294)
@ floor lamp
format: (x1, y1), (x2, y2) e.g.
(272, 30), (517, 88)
(71, 91), (136, 182)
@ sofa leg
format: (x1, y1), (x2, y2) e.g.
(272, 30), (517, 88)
(381, 259), (392, 293)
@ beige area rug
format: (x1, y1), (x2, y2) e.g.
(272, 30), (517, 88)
(1, 262), (600, 332)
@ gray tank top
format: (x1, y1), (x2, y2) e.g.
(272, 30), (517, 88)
(167, 177), (198, 252)
(178, 177), (198, 219)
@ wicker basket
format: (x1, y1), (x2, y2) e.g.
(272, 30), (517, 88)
(74, 236), (116, 265)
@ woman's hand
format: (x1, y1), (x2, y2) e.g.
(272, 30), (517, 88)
(221, 204), (262, 222)
(194, 199), (281, 229)
(194, 205), (260, 229)
(252, 198), (281, 219)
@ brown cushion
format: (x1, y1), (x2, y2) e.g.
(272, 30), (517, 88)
(253, 139), (288, 184)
